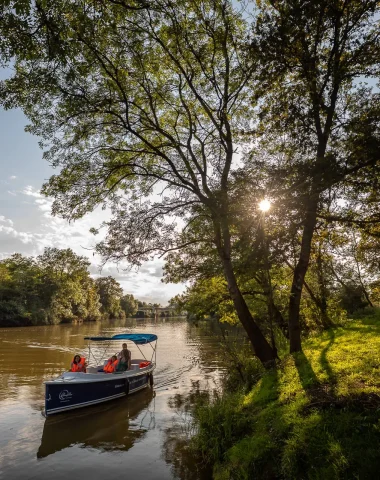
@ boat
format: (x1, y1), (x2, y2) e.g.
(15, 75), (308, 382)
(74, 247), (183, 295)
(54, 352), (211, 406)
(44, 333), (157, 416)
(38, 388), (155, 458)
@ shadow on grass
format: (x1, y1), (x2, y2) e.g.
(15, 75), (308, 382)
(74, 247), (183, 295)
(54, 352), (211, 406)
(293, 351), (319, 392)
(250, 363), (281, 409)
(319, 328), (336, 387)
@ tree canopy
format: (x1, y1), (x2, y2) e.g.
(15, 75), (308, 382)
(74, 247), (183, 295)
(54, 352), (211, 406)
(95, 276), (124, 318)
(0, 249), (101, 326)
(0, 248), (150, 326)
(0, 0), (379, 363)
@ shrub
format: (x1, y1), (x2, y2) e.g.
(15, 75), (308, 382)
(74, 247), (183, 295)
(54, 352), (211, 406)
(338, 283), (368, 313)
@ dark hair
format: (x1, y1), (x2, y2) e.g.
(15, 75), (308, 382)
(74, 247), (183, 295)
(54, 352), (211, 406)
(74, 354), (81, 363)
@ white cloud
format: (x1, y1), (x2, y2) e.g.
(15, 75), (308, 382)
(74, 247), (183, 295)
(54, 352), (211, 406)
(0, 186), (186, 303)
(0, 215), (34, 244)
(23, 185), (42, 198)
(7, 190), (17, 196)
(9, 175), (17, 180)
(0, 216), (14, 226)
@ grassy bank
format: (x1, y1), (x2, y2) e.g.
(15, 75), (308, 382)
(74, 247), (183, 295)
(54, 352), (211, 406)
(193, 316), (380, 479)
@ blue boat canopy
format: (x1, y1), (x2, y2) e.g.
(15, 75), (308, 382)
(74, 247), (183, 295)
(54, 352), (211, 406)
(84, 333), (158, 345)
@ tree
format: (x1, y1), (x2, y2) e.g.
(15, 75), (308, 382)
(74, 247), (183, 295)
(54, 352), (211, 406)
(164, 191), (291, 340)
(0, 254), (41, 326)
(37, 248), (101, 323)
(0, 249), (101, 326)
(120, 293), (138, 317)
(324, 225), (376, 312)
(95, 276), (123, 318)
(175, 276), (238, 323)
(0, 0), (277, 363)
(254, 0), (380, 351)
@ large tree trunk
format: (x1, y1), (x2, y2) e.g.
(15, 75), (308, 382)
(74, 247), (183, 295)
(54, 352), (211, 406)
(288, 127), (332, 351)
(288, 197), (319, 352)
(286, 259), (331, 328)
(214, 214), (277, 365)
(222, 255), (278, 364)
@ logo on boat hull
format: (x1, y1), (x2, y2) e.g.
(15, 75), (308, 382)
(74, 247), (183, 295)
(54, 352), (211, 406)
(129, 375), (147, 390)
(59, 390), (73, 402)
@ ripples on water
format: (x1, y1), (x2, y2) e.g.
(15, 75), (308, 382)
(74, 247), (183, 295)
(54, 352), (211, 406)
(0, 317), (227, 480)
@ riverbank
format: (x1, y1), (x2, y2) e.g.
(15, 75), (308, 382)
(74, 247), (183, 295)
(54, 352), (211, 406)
(193, 316), (380, 479)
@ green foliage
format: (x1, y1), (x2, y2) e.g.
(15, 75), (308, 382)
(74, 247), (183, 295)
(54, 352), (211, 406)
(94, 276), (123, 318)
(193, 318), (380, 479)
(351, 306), (380, 322)
(175, 276), (239, 324)
(222, 353), (265, 394)
(0, 298), (32, 326)
(194, 392), (253, 464)
(338, 283), (369, 314)
(120, 293), (138, 318)
(0, 249), (102, 326)
(0, 248), (158, 326)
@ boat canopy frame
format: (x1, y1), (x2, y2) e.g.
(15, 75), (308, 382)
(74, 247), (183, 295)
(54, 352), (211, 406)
(83, 333), (158, 368)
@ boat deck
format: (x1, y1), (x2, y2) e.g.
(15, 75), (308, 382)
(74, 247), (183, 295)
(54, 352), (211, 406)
(46, 360), (154, 384)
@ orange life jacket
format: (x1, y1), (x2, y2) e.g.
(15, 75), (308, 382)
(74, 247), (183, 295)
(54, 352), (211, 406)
(70, 357), (86, 372)
(104, 359), (119, 373)
(139, 361), (151, 368)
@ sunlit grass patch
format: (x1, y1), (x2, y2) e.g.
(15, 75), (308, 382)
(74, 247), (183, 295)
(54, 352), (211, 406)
(193, 317), (380, 479)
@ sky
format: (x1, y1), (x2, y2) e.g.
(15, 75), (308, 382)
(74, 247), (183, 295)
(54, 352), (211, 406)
(0, 102), (186, 305)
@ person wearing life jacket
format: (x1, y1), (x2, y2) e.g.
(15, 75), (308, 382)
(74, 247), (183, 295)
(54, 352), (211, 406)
(116, 343), (131, 371)
(70, 354), (86, 372)
(104, 355), (119, 373)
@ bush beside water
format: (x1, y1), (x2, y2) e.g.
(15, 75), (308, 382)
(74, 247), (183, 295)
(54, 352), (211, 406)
(192, 315), (380, 479)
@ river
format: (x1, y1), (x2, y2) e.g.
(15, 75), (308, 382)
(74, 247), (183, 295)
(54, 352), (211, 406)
(0, 317), (226, 480)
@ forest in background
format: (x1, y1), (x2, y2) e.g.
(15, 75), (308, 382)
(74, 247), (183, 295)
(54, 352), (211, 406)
(0, 247), (174, 327)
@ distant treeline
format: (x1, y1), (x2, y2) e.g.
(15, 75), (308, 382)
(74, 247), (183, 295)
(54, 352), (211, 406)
(0, 248), (177, 327)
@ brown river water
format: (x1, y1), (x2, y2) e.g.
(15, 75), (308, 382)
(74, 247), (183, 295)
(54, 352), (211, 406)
(0, 317), (226, 480)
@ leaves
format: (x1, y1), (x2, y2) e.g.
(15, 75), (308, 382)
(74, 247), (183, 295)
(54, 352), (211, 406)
(0, 248), (101, 326)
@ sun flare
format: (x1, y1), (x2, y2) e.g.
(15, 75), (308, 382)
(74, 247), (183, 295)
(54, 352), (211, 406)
(258, 199), (271, 212)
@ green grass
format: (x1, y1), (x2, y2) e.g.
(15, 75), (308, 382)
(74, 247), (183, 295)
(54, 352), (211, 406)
(193, 317), (380, 479)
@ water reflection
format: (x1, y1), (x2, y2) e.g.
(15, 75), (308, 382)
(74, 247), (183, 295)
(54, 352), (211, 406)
(162, 381), (213, 480)
(38, 389), (155, 458)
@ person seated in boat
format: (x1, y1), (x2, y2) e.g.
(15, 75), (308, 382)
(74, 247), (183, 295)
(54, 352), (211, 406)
(70, 354), (87, 372)
(104, 355), (119, 373)
(116, 343), (131, 371)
